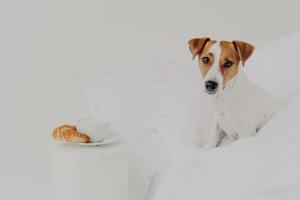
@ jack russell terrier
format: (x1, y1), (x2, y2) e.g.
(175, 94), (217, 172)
(188, 37), (282, 148)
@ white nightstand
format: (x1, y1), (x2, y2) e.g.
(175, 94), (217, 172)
(51, 142), (129, 200)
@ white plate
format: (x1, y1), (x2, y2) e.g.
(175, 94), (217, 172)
(57, 132), (121, 146)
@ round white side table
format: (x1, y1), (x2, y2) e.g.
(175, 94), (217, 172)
(51, 142), (129, 200)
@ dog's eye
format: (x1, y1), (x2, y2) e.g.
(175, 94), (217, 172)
(202, 57), (210, 64)
(224, 60), (233, 68)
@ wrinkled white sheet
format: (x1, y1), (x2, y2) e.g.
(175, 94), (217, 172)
(152, 95), (300, 200)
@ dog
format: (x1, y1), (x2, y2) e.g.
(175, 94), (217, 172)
(188, 37), (282, 148)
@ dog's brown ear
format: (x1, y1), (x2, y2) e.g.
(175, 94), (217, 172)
(232, 40), (255, 66)
(188, 37), (210, 60)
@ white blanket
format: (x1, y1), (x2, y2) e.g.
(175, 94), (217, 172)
(152, 95), (300, 200)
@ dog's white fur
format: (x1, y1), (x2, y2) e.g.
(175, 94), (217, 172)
(202, 42), (282, 148)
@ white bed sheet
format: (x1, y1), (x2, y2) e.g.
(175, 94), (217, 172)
(152, 95), (300, 200)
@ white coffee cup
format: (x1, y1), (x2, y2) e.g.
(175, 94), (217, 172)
(76, 119), (110, 143)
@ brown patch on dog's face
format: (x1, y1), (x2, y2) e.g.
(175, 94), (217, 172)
(219, 41), (240, 85)
(197, 40), (217, 78)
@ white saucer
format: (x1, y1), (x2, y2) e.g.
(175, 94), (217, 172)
(57, 132), (121, 146)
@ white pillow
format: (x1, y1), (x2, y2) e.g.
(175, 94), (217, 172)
(245, 30), (300, 101)
(83, 60), (211, 145)
(154, 61), (212, 146)
(82, 65), (157, 141)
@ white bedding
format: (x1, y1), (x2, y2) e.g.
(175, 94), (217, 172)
(151, 31), (300, 200)
(83, 31), (300, 200)
(152, 95), (300, 200)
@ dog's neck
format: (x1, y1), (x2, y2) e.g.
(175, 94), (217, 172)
(210, 66), (250, 113)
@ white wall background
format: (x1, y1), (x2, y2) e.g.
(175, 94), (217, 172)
(1, 0), (300, 199)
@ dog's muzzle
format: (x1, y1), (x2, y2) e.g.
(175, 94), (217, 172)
(205, 80), (219, 94)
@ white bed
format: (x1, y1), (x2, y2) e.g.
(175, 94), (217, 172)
(153, 95), (300, 200)
(83, 30), (300, 200)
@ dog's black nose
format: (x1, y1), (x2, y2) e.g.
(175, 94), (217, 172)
(205, 81), (218, 93)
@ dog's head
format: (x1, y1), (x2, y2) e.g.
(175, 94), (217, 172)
(188, 37), (254, 95)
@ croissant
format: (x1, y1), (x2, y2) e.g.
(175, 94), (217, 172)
(52, 124), (90, 143)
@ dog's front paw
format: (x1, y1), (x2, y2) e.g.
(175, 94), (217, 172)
(201, 143), (217, 149)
